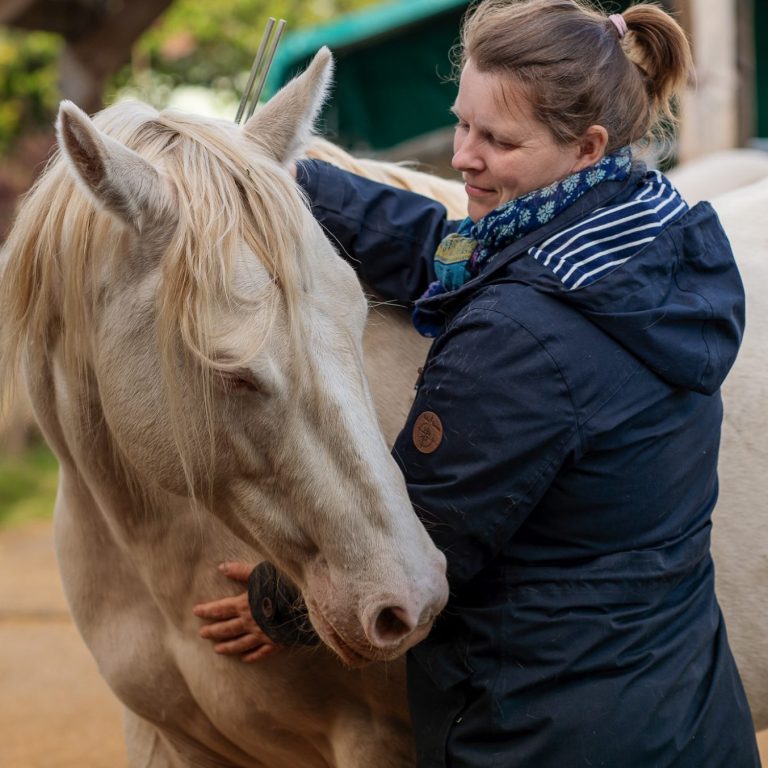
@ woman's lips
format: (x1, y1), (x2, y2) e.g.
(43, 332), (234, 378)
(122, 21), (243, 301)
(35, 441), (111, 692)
(464, 181), (494, 197)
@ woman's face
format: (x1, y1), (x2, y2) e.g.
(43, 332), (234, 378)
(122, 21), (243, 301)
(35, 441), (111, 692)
(452, 59), (591, 222)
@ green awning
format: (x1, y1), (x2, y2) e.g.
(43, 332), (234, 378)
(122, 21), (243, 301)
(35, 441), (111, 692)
(262, 0), (690, 152)
(265, 0), (470, 151)
(756, 0), (768, 138)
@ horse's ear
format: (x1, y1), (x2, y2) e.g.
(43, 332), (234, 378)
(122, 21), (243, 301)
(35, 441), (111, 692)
(56, 100), (170, 227)
(243, 47), (333, 166)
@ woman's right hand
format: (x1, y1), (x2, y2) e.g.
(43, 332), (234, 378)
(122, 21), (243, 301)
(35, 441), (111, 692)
(193, 561), (283, 663)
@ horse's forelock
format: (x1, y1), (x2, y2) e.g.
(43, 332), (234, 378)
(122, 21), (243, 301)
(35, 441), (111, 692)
(2, 102), (308, 346)
(152, 109), (308, 349)
(141, 109), (313, 499)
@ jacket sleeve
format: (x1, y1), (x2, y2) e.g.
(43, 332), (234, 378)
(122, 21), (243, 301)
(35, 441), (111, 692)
(392, 299), (579, 587)
(296, 159), (460, 304)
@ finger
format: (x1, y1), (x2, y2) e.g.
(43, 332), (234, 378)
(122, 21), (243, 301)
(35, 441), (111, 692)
(199, 617), (247, 641)
(237, 616), (273, 643)
(201, 618), (272, 645)
(242, 644), (282, 663)
(214, 634), (266, 655)
(218, 561), (257, 584)
(193, 596), (242, 620)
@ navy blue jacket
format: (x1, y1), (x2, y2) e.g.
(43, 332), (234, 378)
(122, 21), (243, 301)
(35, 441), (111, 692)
(297, 160), (760, 768)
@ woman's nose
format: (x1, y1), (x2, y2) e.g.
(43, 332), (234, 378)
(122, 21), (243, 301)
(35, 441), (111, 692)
(452, 134), (483, 174)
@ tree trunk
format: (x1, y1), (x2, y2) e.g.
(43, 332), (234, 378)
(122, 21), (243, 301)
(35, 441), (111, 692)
(59, 0), (173, 113)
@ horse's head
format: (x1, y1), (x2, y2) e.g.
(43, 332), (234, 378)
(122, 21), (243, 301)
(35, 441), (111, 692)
(3, 49), (447, 664)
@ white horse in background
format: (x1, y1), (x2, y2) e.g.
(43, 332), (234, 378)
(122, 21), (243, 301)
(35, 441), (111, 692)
(0, 50), (449, 767)
(700, 177), (768, 730)
(665, 163), (768, 731)
(667, 148), (768, 205)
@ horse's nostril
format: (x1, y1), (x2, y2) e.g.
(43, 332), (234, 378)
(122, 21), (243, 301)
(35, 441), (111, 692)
(373, 606), (413, 644)
(261, 597), (274, 618)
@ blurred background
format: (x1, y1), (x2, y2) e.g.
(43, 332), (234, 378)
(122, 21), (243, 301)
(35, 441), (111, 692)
(0, 0), (766, 764)
(1, 0), (767, 474)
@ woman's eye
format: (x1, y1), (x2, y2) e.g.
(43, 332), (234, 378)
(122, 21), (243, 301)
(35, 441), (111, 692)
(490, 136), (516, 150)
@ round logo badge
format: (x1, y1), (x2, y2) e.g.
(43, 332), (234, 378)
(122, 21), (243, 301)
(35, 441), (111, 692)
(412, 411), (443, 454)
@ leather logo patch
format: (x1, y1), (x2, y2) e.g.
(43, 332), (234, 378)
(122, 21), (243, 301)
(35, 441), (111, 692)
(413, 411), (443, 454)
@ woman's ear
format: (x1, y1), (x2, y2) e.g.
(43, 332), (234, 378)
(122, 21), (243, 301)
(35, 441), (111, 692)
(573, 125), (609, 171)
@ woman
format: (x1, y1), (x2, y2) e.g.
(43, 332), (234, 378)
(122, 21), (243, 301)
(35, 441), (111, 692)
(195, 1), (760, 764)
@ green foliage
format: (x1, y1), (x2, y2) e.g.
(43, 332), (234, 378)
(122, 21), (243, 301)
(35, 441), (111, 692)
(0, 1), (383, 151)
(0, 27), (62, 153)
(0, 442), (58, 529)
(109, 0), (384, 108)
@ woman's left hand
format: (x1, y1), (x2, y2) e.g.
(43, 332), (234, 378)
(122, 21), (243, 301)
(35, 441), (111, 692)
(193, 561), (283, 663)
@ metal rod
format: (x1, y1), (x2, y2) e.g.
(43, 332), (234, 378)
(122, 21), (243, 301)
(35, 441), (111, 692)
(235, 17), (275, 125)
(245, 18), (286, 121)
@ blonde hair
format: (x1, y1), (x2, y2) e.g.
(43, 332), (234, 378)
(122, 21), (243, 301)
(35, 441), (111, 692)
(459, 0), (693, 153)
(0, 101), (307, 492)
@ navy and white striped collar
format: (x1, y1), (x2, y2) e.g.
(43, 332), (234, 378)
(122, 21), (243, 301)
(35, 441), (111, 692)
(529, 170), (688, 291)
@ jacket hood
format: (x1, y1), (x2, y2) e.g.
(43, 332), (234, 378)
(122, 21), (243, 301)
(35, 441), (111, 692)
(530, 174), (744, 394)
(419, 169), (745, 395)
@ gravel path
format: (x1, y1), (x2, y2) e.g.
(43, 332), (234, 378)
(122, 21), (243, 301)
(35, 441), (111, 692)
(0, 521), (127, 768)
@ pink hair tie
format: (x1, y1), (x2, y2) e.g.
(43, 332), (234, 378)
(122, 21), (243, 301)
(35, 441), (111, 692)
(609, 13), (628, 39)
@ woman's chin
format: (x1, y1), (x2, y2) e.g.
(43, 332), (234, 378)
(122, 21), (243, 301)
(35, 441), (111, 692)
(467, 200), (493, 222)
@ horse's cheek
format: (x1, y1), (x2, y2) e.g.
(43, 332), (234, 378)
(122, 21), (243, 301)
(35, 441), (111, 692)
(93, 350), (189, 493)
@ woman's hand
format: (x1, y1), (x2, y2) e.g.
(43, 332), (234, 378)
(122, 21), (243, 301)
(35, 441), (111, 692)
(193, 561), (282, 663)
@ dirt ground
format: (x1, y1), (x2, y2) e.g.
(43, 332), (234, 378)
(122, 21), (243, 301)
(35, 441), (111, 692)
(0, 521), (127, 768)
(1, 520), (766, 768)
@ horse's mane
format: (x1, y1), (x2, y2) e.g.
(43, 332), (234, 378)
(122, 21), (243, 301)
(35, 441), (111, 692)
(0, 107), (464, 492)
(0, 101), (316, 500)
(0, 112), (465, 403)
(0, 100), (308, 410)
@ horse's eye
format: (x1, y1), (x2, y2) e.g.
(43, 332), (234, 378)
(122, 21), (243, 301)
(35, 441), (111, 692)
(213, 371), (260, 394)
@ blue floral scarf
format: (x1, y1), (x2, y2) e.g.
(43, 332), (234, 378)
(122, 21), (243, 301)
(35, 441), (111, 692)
(413, 147), (633, 337)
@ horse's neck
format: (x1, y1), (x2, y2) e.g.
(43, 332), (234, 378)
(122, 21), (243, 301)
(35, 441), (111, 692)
(362, 298), (431, 446)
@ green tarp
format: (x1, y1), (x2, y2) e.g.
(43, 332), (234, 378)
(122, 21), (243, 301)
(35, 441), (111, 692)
(755, 0), (768, 138)
(265, 0), (469, 150)
(264, 0), (695, 152)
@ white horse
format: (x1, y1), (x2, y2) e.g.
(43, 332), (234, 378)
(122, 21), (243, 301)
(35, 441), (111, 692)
(1, 47), (764, 765)
(702, 177), (768, 731)
(667, 148), (768, 206)
(0, 50), (449, 767)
